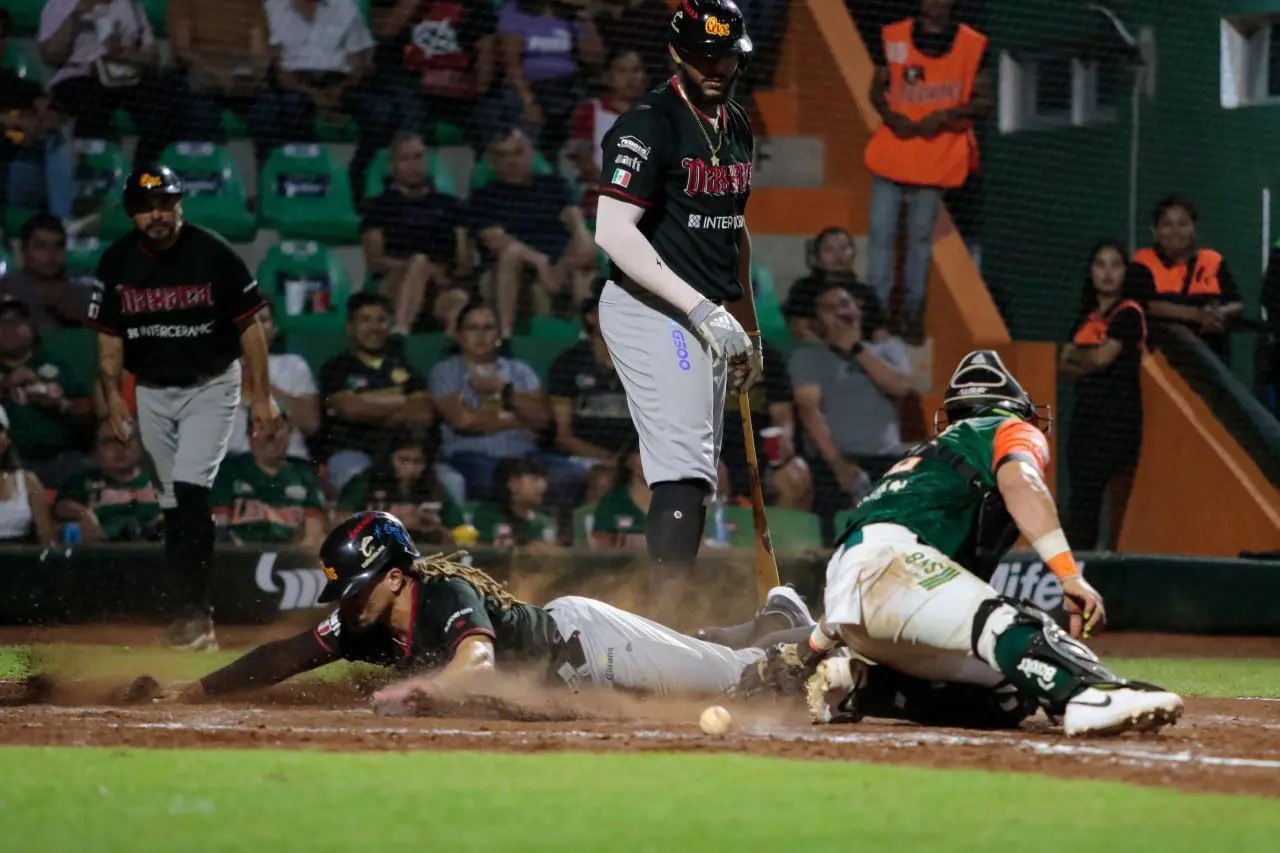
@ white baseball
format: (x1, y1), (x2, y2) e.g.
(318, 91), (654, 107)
(699, 704), (733, 736)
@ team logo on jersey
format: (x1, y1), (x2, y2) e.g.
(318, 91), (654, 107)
(704, 16), (731, 37)
(617, 136), (650, 160)
(285, 484), (308, 500)
(390, 367), (409, 385)
(615, 154), (642, 169)
(681, 157), (752, 197)
(118, 283), (213, 316)
(316, 609), (341, 636)
(904, 65), (926, 85)
(139, 173), (163, 188)
(885, 40), (910, 65)
(611, 168), (632, 188)
(322, 563), (338, 581)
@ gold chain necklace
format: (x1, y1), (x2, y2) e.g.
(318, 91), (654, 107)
(675, 79), (725, 166)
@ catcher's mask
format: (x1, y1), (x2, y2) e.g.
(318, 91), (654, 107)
(935, 350), (1052, 435)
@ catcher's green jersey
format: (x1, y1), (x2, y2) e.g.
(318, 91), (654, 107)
(839, 415), (1050, 560)
(211, 454), (326, 543)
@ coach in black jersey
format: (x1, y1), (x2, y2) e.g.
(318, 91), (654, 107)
(88, 166), (280, 651)
(594, 0), (761, 602)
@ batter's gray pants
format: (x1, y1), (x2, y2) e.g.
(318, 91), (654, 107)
(545, 596), (764, 695)
(598, 280), (728, 488)
(135, 362), (240, 509)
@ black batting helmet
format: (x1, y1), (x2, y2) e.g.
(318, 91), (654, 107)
(670, 0), (753, 60)
(937, 350), (1051, 434)
(123, 165), (184, 215)
(317, 511), (421, 603)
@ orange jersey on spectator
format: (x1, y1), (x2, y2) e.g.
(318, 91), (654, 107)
(1130, 248), (1225, 298)
(863, 19), (986, 189)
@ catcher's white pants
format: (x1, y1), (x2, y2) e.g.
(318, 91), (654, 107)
(545, 596), (764, 696)
(824, 523), (1004, 687)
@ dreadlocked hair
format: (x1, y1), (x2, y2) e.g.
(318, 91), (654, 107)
(407, 552), (525, 610)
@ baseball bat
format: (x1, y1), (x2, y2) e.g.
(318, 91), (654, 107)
(738, 393), (780, 604)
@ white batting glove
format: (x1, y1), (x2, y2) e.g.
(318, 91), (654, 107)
(688, 298), (751, 360)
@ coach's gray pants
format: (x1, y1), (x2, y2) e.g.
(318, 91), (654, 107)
(545, 596), (763, 696)
(135, 362), (240, 509)
(598, 280), (728, 488)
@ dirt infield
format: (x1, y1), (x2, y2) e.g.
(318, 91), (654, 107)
(1, 688), (1277, 798)
(2, 625), (1278, 798)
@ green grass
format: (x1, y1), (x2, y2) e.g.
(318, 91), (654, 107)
(2, 748), (1278, 852)
(3, 645), (1275, 697)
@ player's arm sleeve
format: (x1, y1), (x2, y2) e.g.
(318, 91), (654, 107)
(595, 198), (705, 316)
(199, 625), (341, 696)
(221, 246), (267, 324)
(991, 419), (1051, 477)
(421, 578), (497, 655)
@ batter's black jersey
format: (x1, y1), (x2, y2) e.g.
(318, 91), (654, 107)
(599, 78), (754, 303)
(89, 225), (266, 386)
(312, 576), (559, 674)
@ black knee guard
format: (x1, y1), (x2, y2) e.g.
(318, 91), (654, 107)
(972, 596), (1123, 713)
(173, 482), (215, 616)
(646, 479), (710, 565)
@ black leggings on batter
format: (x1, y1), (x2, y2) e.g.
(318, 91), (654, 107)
(166, 482), (216, 618)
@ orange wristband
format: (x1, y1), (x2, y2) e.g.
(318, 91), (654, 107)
(1047, 551), (1080, 581)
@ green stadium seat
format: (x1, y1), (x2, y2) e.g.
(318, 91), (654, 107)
(362, 147), (458, 199)
(7, 1), (43, 35)
(137, 0), (168, 36)
(258, 144), (360, 242)
(1, 39), (48, 83)
(287, 332), (349, 379)
(111, 107), (137, 137)
(573, 503), (596, 546)
(315, 112), (359, 143)
(65, 236), (106, 277)
(0, 246), (13, 278)
(833, 509), (857, 540)
(524, 316), (581, 339)
(422, 121), (467, 147)
(74, 139), (132, 238)
(469, 150), (555, 191)
(509, 335), (572, 384)
(403, 333), (448, 371)
(752, 262), (792, 343)
(221, 109), (249, 140)
(4, 205), (36, 242)
(160, 142), (256, 242)
(720, 506), (822, 552)
(257, 241), (353, 335)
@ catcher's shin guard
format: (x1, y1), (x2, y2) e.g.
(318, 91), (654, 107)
(971, 596), (1127, 714)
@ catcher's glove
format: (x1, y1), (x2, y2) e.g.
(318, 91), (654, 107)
(733, 643), (813, 699)
(806, 656), (866, 725)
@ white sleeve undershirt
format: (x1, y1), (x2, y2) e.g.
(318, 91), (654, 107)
(593, 194), (706, 316)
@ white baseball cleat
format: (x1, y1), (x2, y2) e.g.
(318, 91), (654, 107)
(1063, 683), (1184, 737)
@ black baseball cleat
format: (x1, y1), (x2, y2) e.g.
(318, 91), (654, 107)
(696, 586), (816, 649)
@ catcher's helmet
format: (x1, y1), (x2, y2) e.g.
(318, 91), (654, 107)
(937, 350), (1051, 434)
(123, 165), (184, 215)
(317, 511), (421, 603)
(670, 0), (753, 60)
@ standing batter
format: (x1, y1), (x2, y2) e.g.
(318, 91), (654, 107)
(594, 0), (762, 590)
(157, 511), (815, 703)
(89, 166), (279, 650)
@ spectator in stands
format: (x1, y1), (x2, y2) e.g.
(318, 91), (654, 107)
(591, 444), (647, 549)
(0, 405), (57, 544)
(256, 0), (383, 194)
(227, 304), (319, 461)
(791, 280), (913, 539)
(167, 0), (271, 147)
(490, 0), (603, 161)
(722, 338), (813, 510)
(430, 299), (552, 500)
(547, 281), (635, 484)
(863, 0), (991, 340)
(1127, 195), (1245, 361)
(337, 427), (463, 545)
(318, 293), (435, 492)
(0, 215), (84, 331)
(0, 297), (92, 487)
(784, 226), (884, 344)
(593, 0), (671, 84)
(472, 455), (555, 550)
(212, 412), (327, 548)
(361, 131), (472, 336)
(1, 10), (77, 224)
(54, 418), (161, 542)
(471, 127), (597, 340)
(38, 0), (174, 167)
(1060, 239), (1147, 552)
(367, 0), (500, 149)
(568, 48), (646, 219)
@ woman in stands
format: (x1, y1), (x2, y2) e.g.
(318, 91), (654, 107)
(1060, 239), (1147, 551)
(1126, 195), (1244, 360)
(336, 427), (463, 546)
(0, 406), (56, 545)
(473, 456), (556, 552)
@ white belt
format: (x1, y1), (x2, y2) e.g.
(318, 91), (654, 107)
(854, 523), (920, 546)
